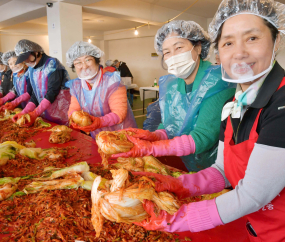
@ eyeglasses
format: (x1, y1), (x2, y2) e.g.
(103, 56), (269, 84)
(74, 58), (94, 68)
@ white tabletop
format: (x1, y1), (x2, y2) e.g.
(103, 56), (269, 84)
(125, 83), (138, 89)
(139, 86), (159, 91)
(139, 86), (159, 101)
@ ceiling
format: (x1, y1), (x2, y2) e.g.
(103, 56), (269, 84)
(2, 0), (285, 39)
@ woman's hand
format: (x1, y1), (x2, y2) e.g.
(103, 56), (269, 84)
(70, 115), (101, 132)
(122, 128), (162, 141)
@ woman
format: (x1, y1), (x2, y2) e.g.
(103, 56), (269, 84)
(0, 52), (12, 100)
(0, 50), (30, 110)
(65, 41), (137, 139)
(113, 20), (235, 171)
(12, 39), (71, 126)
(131, 1), (285, 241)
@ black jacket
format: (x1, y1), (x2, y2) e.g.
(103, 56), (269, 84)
(219, 62), (285, 149)
(1, 69), (13, 96)
(118, 62), (133, 78)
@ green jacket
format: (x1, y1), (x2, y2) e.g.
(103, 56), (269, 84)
(158, 60), (235, 154)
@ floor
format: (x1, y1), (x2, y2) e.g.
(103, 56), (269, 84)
(131, 94), (153, 129)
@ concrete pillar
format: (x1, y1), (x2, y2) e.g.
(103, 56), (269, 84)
(47, 2), (83, 79)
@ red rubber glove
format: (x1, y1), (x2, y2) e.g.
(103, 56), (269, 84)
(12, 113), (22, 123)
(0, 102), (16, 111)
(121, 128), (163, 141)
(132, 172), (191, 199)
(18, 111), (38, 127)
(112, 135), (154, 158)
(70, 115), (101, 132)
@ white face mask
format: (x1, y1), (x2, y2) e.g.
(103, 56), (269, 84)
(26, 61), (37, 68)
(0, 67), (5, 72)
(78, 68), (98, 83)
(221, 41), (276, 84)
(165, 46), (198, 79)
(12, 65), (24, 73)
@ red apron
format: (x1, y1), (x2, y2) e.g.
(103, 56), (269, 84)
(224, 78), (285, 242)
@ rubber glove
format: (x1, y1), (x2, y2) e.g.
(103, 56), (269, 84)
(112, 134), (195, 158)
(121, 128), (168, 141)
(0, 93), (30, 111)
(134, 199), (223, 232)
(14, 99), (51, 127)
(70, 112), (120, 133)
(0, 92), (17, 106)
(132, 168), (225, 199)
(12, 102), (36, 123)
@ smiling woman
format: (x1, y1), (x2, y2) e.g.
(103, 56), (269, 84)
(65, 41), (137, 139)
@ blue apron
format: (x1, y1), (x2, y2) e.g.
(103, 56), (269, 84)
(65, 71), (137, 139)
(12, 70), (30, 109)
(159, 65), (235, 171)
(28, 58), (70, 125)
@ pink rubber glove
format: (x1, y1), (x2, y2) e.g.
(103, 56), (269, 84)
(112, 134), (195, 158)
(135, 199), (223, 232)
(132, 167), (225, 199)
(121, 128), (168, 141)
(99, 112), (120, 127)
(0, 92), (17, 106)
(22, 99), (51, 127)
(71, 112), (120, 132)
(1, 93), (30, 111)
(12, 102), (36, 123)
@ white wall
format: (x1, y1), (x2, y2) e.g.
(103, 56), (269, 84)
(107, 36), (168, 87)
(0, 34), (49, 54)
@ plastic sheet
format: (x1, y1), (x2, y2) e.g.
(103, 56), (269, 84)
(154, 20), (211, 59)
(159, 65), (236, 171)
(65, 71), (137, 139)
(66, 41), (104, 67)
(2, 50), (16, 66)
(12, 70), (30, 108)
(29, 57), (70, 125)
(209, 0), (285, 50)
(143, 100), (161, 132)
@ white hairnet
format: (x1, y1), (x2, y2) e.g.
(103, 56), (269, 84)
(154, 20), (211, 59)
(66, 41), (104, 67)
(2, 50), (17, 66)
(0, 52), (3, 65)
(209, 0), (285, 50)
(105, 59), (113, 67)
(15, 39), (44, 56)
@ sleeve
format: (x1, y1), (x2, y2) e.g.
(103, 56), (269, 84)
(44, 69), (64, 104)
(68, 95), (81, 117)
(190, 88), (235, 154)
(157, 123), (165, 130)
(29, 91), (39, 106)
(211, 141), (231, 188)
(216, 143), (285, 224)
(256, 90), (285, 148)
(108, 86), (128, 123)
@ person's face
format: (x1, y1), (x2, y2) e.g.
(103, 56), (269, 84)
(215, 54), (221, 65)
(162, 35), (201, 61)
(25, 52), (40, 67)
(74, 55), (99, 79)
(0, 64), (7, 72)
(8, 56), (24, 72)
(115, 62), (120, 68)
(218, 14), (280, 82)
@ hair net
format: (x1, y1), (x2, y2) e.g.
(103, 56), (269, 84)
(66, 41), (104, 67)
(2, 50), (17, 66)
(154, 20), (211, 59)
(0, 52), (3, 65)
(209, 0), (285, 50)
(113, 59), (119, 66)
(105, 59), (113, 67)
(15, 39), (44, 56)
